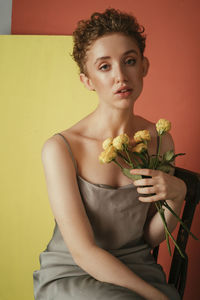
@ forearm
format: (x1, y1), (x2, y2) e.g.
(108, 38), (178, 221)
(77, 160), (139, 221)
(74, 244), (168, 300)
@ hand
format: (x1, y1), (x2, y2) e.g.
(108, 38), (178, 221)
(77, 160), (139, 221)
(130, 168), (187, 204)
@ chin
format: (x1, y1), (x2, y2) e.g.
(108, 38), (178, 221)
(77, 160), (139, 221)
(116, 99), (134, 109)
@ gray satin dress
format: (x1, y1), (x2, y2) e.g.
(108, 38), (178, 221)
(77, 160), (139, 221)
(33, 133), (180, 300)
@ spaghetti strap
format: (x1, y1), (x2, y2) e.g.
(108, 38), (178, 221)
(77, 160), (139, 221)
(54, 133), (78, 174)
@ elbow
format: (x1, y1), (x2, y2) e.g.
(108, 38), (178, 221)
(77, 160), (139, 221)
(72, 251), (85, 267)
(143, 225), (163, 249)
(144, 234), (161, 249)
(71, 243), (106, 283)
(69, 243), (97, 268)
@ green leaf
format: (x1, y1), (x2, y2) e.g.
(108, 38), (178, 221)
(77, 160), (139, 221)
(162, 151), (185, 164)
(122, 168), (142, 180)
(163, 150), (174, 162)
(173, 153), (186, 159)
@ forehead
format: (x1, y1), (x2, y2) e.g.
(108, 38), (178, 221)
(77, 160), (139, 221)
(86, 33), (141, 62)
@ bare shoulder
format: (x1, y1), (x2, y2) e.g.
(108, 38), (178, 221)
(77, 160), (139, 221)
(41, 124), (80, 157)
(41, 134), (60, 157)
(41, 120), (89, 179)
(160, 131), (175, 153)
(41, 134), (69, 161)
(135, 115), (174, 154)
(135, 115), (156, 136)
(41, 131), (78, 182)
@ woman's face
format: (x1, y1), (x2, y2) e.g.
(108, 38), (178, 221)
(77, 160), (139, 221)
(80, 33), (149, 109)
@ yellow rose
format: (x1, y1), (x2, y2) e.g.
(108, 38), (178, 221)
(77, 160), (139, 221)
(113, 133), (129, 151)
(156, 119), (171, 135)
(102, 137), (113, 150)
(132, 142), (147, 153)
(133, 130), (151, 143)
(99, 145), (117, 163)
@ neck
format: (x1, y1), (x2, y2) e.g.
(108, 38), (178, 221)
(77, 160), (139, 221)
(88, 103), (137, 140)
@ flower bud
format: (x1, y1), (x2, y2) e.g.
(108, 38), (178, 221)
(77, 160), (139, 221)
(99, 145), (117, 163)
(156, 119), (171, 135)
(132, 142), (147, 153)
(133, 130), (151, 143)
(113, 133), (129, 151)
(102, 137), (113, 150)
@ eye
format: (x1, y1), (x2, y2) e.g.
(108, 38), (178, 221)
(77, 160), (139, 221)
(125, 58), (136, 65)
(99, 64), (110, 71)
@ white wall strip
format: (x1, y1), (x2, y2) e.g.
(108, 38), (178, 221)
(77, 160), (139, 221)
(0, 0), (13, 34)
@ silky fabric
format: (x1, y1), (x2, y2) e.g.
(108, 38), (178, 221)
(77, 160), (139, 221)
(33, 133), (180, 300)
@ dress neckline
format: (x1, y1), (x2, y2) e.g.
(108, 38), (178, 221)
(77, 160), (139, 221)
(55, 132), (136, 190)
(77, 174), (135, 190)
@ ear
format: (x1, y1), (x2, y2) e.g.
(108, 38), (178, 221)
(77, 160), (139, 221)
(142, 57), (150, 77)
(80, 73), (95, 91)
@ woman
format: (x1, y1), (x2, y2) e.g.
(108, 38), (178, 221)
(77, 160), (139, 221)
(33, 8), (186, 300)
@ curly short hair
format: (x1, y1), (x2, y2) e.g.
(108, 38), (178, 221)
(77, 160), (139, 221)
(72, 8), (146, 74)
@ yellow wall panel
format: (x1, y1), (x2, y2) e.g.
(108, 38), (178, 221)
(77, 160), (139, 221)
(0, 35), (98, 300)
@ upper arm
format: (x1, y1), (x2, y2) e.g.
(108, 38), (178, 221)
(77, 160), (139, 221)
(160, 131), (175, 155)
(160, 131), (176, 174)
(41, 136), (96, 261)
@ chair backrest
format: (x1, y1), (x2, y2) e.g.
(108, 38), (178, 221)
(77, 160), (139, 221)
(153, 166), (200, 299)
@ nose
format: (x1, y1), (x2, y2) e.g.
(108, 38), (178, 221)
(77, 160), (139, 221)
(113, 64), (128, 83)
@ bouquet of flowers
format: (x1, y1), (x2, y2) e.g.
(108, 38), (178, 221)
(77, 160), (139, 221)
(98, 118), (198, 258)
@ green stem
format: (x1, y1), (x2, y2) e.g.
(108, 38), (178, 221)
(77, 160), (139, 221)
(141, 151), (149, 168)
(154, 201), (185, 258)
(165, 226), (171, 256)
(117, 152), (133, 167)
(155, 135), (162, 168)
(157, 201), (171, 255)
(113, 159), (123, 169)
(133, 152), (148, 167)
(147, 151), (150, 166)
(131, 153), (142, 168)
(124, 146), (133, 166)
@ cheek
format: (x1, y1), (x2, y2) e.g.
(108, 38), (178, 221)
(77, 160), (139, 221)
(132, 69), (145, 87)
(136, 78), (144, 93)
(132, 72), (144, 97)
(133, 65), (144, 79)
(92, 74), (111, 91)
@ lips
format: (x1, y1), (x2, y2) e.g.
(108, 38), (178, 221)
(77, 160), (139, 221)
(115, 86), (132, 94)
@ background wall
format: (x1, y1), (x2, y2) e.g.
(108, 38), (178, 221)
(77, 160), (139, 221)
(0, 1), (199, 299)
(0, 35), (99, 300)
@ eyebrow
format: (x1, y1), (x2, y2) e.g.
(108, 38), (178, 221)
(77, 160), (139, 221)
(94, 49), (139, 65)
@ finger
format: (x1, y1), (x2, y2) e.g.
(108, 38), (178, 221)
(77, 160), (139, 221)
(130, 169), (159, 177)
(138, 194), (161, 203)
(133, 178), (155, 186)
(137, 186), (156, 195)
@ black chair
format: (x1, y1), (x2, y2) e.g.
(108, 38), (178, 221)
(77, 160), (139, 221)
(153, 166), (200, 299)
